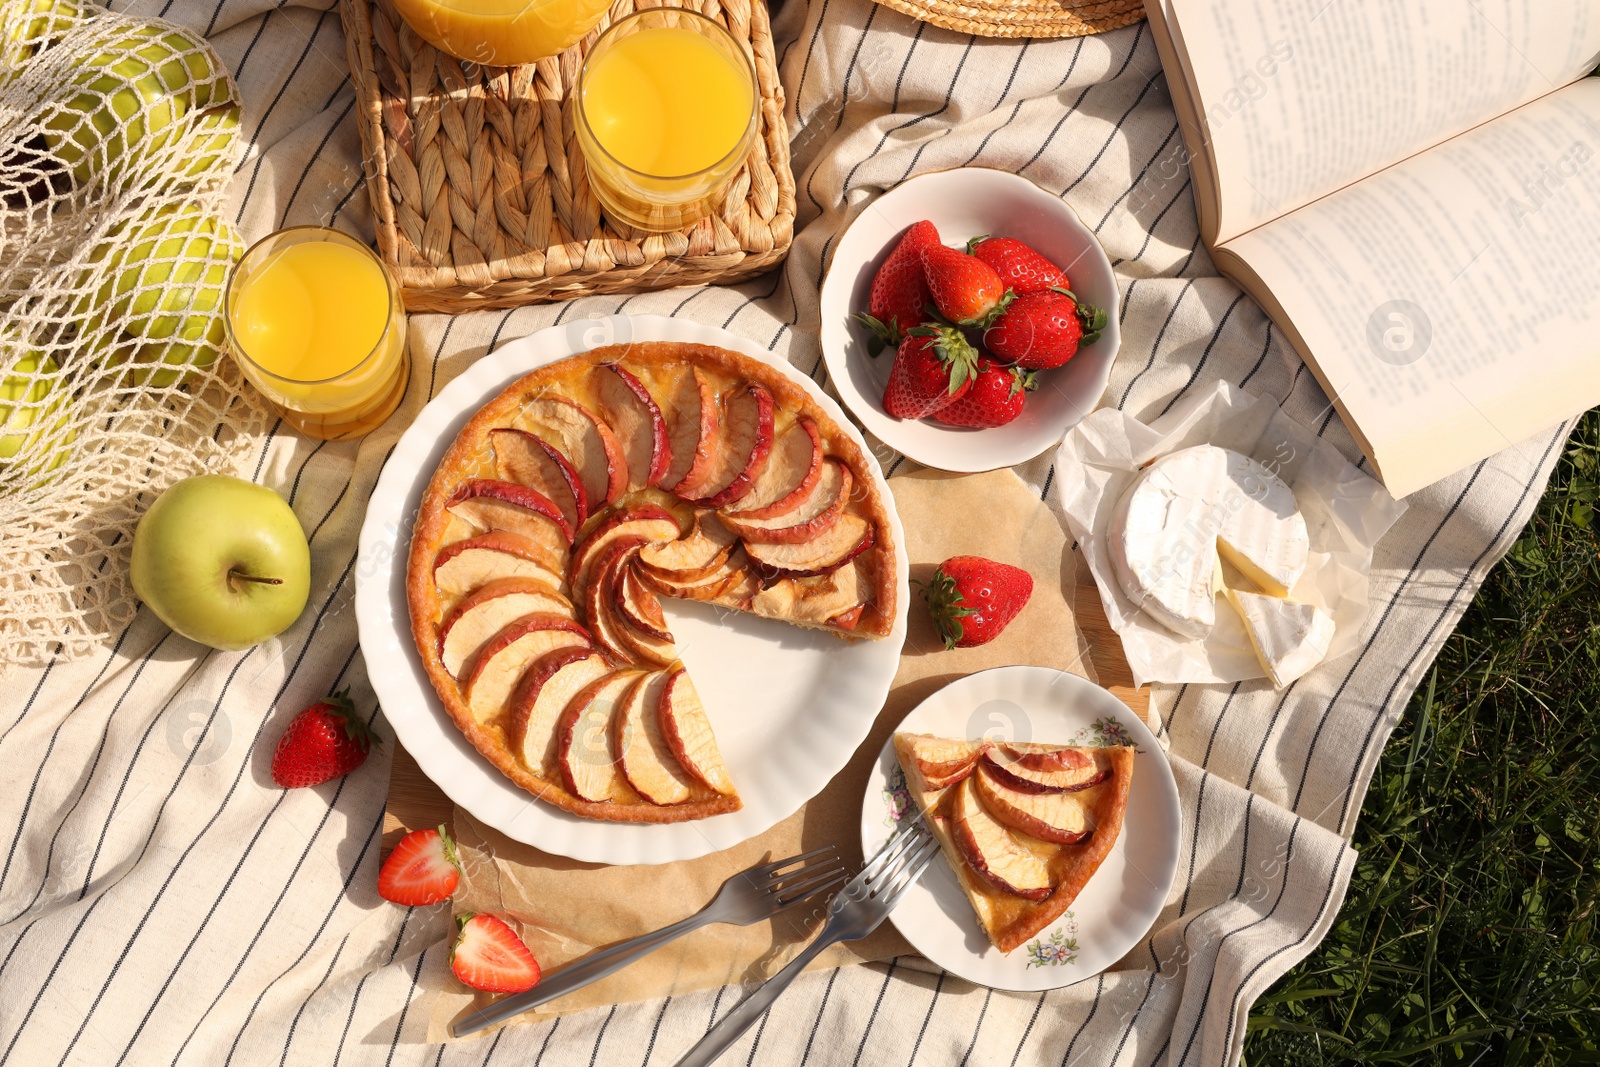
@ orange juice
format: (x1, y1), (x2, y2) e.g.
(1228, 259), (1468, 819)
(226, 229), (408, 441)
(577, 12), (758, 232)
(388, 0), (612, 67)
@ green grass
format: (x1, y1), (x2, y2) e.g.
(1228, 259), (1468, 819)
(1244, 410), (1600, 1065)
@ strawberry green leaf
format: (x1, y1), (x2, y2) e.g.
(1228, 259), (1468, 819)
(853, 312), (897, 355)
(1077, 303), (1108, 345)
(914, 568), (977, 650)
(321, 688), (379, 751)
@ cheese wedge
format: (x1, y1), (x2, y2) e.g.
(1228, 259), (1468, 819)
(1224, 587), (1334, 687)
(1109, 445), (1309, 638)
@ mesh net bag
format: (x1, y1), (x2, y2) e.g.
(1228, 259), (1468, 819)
(0, 0), (272, 668)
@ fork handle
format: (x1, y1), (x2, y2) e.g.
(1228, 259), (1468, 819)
(670, 932), (842, 1067)
(451, 912), (708, 1037)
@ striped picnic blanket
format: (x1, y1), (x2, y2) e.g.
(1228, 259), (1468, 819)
(0, 0), (1568, 1064)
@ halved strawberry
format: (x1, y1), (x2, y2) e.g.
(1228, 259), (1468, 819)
(377, 825), (461, 906)
(450, 914), (542, 994)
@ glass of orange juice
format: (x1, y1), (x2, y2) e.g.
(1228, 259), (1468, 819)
(575, 9), (759, 233)
(225, 227), (409, 441)
(388, 0), (612, 67)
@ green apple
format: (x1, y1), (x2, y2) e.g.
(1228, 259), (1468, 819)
(182, 103), (241, 181)
(0, 0), (89, 75)
(41, 21), (239, 187)
(130, 474), (311, 650)
(0, 352), (76, 489)
(78, 200), (243, 387)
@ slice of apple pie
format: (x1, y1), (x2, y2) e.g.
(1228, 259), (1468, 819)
(407, 342), (899, 823)
(893, 733), (1135, 952)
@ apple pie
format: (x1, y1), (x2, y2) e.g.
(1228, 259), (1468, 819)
(893, 733), (1134, 952)
(408, 342), (899, 823)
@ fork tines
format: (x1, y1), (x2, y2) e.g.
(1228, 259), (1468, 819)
(853, 819), (938, 905)
(758, 846), (849, 904)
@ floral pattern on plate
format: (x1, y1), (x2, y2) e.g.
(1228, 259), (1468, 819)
(1025, 915), (1080, 968)
(882, 766), (917, 829)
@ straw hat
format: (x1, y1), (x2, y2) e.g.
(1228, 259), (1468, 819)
(871, 0), (1144, 38)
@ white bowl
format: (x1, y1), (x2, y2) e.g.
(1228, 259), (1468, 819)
(818, 169), (1121, 472)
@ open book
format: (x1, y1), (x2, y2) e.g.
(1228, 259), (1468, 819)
(1143, 0), (1600, 497)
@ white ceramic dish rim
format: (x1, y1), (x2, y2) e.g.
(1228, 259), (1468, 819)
(355, 314), (909, 866)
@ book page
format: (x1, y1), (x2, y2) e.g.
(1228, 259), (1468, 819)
(1220, 79), (1600, 497)
(1163, 0), (1600, 242)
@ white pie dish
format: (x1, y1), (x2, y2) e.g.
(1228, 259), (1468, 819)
(818, 168), (1122, 473)
(356, 314), (909, 866)
(860, 665), (1179, 991)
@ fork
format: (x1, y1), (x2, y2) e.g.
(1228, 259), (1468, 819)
(450, 845), (848, 1038)
(670, 820), (940, 1067)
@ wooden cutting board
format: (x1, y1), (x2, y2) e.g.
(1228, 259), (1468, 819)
(382, 548), (1147, 851)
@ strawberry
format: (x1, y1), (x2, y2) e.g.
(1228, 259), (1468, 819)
(917, 556), (1034, 649)
(450, 913), (542, 994)
(882, 322), (979, 420)
(378, 825), (462, 905)
(270, 689), (379, 788)
(967, 236), (1069, 295)
(984, 288), (1107, 370)
(920, 244), (1011, 327)
(933, 360), (1034, 428)
(854, 219), (940, 355)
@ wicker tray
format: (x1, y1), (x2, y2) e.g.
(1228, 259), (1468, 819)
(873, 0), (1142, 39)
(338, 0), (795, 313)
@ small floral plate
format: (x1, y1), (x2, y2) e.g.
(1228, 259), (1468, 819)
(859, 665), (1180, 991)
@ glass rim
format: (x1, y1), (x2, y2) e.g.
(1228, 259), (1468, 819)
(575, 8), (760, 184)
(224, 225), (402, 388)
(404, 0), (588, 11)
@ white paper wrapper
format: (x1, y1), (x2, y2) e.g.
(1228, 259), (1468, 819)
(1053, 382), (1407, 686)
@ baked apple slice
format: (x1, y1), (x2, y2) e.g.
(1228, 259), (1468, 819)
(980, 747), (1109, 795)
(949, 775), (1053, 900)
(899, 733), (989, 789)
(614, 671), (700, 805)
(724, 417), (822, 521)
(829, 604), (867, 631)
(490, 427), (588, 532)
(447, 479), (572, 547)
(721, 460), (851, 544)
(569, 505), (681, 606)
(692, 382), (774, 508)
(582, 540), (661, 665)
(520, 395), (628, 511)
(596, 547), (677, 666)
(641, 551), (754, 604)
(1002, 744), (1099, 774)
(437, 576), (574, 676)
(637, 512), (736, 581)
(615, 565), (671, 642)
(657, 668), (735, 795)
(460, 615), (592, 721)
(433, 532), (565, 597)
(558, 670), (644, 803)
(509, 647), (611, 775)
(743, 513), (874, 579)
(596, 362), (672, 491)
(749, 558), (867, 628)
(974, 765), (1093, 845)
(660, 367), (721, 498)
